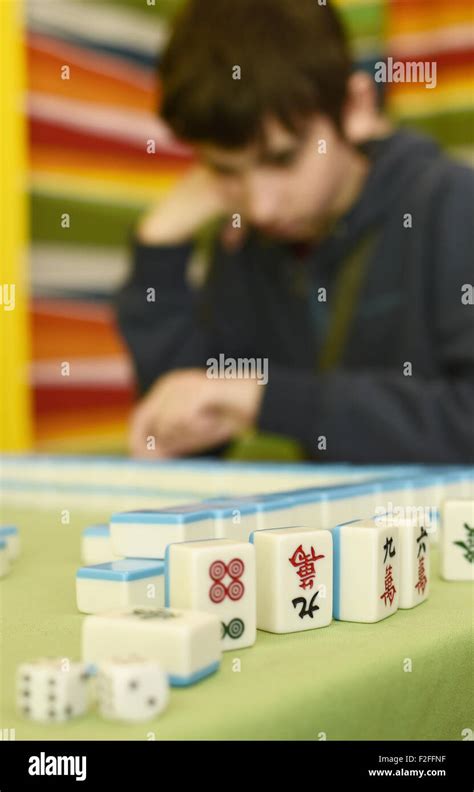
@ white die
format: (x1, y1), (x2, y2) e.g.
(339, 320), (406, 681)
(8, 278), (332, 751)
(97, 658), (169, 722)
(441, 499), (474, 581)
(16, 659), (89, 722)
(251, 527), (332, 633)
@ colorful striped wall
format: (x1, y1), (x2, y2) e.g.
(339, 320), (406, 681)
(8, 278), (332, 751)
(14, 0), (474, 452)
(385, 0), (473, 162)
(27, 0), (190, 451)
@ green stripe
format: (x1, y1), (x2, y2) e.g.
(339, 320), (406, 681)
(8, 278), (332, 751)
(225, 432), (305, 462)
(31, 194), (143, 246)
(105, 0), (184, 20)
(395, 110), (474, 149)
(339, 2), (386, 41)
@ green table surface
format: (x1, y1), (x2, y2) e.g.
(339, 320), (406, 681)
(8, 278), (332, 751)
(1, 503), (472, 741)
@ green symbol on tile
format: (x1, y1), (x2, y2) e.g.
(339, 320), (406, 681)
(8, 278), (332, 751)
(453, 523), (474, 563)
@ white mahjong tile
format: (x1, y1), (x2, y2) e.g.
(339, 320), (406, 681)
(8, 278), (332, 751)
(251, 526), (332, 633)
(82, 607), (221, 686)
(110, 505), (216, 559)
(165, 539), (256, 650)
(333, 518), (400, 622)
(76, 559), (165, 614)
(441, 499), (474, 581)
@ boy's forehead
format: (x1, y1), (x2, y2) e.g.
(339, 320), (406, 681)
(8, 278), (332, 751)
(199, 115), (309, 164)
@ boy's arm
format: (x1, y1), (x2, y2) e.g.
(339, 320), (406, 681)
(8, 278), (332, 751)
(116, 230), (260, 457)
(115, 165), (247, 395)
(115, 237), (209, 396)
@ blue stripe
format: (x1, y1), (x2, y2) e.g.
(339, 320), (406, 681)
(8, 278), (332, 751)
(111, 508), (214, 525)
(0, 526), (18, 537)
(77, 559), (165, 581)
(82, 525), (109, 538)
(169, 660), (220, 687)
(203, 500), (260, 517)
(205, 495), (295, 513)
(164, 545), (171, 608)
(53, 32), (157, 69)
(85, 659), (220, 686)
(332, 525), (342, 621)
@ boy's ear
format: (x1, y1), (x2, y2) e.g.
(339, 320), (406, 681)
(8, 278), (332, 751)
(342, 71), (391, 144)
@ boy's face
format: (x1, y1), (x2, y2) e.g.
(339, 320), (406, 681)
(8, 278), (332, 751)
(198, 114), (360, 241)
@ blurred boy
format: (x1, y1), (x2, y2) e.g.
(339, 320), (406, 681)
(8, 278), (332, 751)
(116, 0), (474, 463)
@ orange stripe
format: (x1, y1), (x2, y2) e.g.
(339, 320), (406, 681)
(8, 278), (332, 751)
(32, 317), (128, 359)
(27, 44), (158, 113)
(389, 7), (473, 36)
(35, 410), (128, 445)
(30, 144), (189, 178)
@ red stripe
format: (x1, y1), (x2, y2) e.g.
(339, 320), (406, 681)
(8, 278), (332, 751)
(388, 49), (474, 68)
(34, 386), (134, 414)
(29, 119), (192, 165)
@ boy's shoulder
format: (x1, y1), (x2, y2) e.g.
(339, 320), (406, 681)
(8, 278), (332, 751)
(426, 151), (474, 285)
(434, 153), (474, 224)
(398, 137), (474, 230)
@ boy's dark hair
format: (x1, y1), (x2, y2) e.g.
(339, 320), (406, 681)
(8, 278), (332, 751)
(159, 0), (352, 148)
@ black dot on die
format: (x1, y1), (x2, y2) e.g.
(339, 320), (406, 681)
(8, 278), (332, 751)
(48, 678), (56, 686)
(128, 679), (139, 690)
(147, 698), (157, 707)
(48, 694), (56, 702)
(21, 689), (30, 697)
(80, 673), (88, 682)
(48, 710), (56, 719)
(22, 675), (30, 683)
(22, 707), (30, 715)
(64, 705), (73, 717)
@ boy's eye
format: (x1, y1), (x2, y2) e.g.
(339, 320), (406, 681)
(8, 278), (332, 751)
(208, 163), (239, 177)
(265, 149), (299, 168)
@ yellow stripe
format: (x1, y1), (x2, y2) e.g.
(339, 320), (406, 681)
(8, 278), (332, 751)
(389, 9), (473, 36)
(37, 423), (128, 454)
(0, 0), (33, 451)
(388, 81), (474, 115)
(30, 170), (180, 203)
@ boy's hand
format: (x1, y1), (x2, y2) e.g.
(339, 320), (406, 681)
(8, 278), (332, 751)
(129, 370), (265, 458)
(137, 165), (235, 246)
